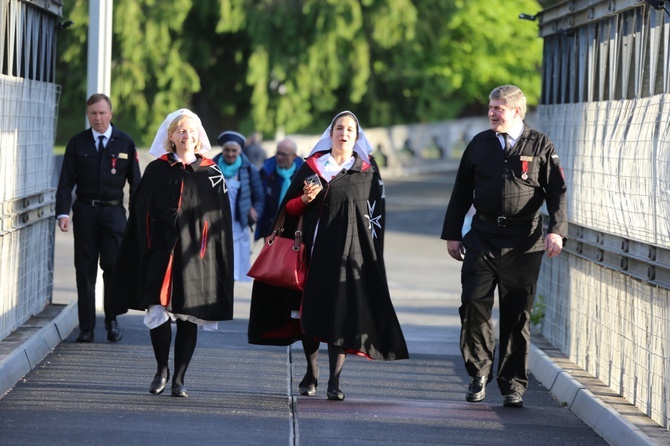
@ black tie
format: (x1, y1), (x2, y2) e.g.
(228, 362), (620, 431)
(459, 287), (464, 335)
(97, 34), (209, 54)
(500, 133), (510, 151)
(97, 135), (105, 153)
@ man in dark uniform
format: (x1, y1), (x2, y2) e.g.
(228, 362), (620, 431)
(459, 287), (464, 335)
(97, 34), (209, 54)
(55, 93), (141, 343)
(441, 85), (567, 408)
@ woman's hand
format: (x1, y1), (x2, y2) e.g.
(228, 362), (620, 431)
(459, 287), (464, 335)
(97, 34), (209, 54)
(301, 180), (323, 204)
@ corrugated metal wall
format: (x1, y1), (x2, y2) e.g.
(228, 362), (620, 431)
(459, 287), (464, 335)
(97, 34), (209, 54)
(0, 0), (61, 340)
(537, 1), (670, 430)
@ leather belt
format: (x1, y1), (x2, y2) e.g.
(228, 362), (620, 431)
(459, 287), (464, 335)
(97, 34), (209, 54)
(477, 212), (537, 227)
(78, 198), (122, 207)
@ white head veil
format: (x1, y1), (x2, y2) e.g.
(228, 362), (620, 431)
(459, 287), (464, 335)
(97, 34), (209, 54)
(148, 108), (212, 158)
(307, 111), (373, 163)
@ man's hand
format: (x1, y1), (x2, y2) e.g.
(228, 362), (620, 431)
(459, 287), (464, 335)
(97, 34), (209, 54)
(57, 216), (69, 232)
(545, 233), (563, 258)
(446, 240), (464, 261)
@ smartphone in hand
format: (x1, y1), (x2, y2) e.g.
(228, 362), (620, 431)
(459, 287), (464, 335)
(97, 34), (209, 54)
(304, 174), (322, 187)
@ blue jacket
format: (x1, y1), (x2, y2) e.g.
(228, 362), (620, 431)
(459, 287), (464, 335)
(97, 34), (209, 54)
(212, 152), (265, 229)
(255, 155), (304, 240)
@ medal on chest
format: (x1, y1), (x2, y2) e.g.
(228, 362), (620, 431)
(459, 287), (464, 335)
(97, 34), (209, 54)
(520, 156), (533, 180)
(111, 157), (117, 174)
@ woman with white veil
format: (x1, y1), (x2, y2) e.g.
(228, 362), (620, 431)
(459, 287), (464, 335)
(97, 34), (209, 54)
(111, 109), (234, 398)
(248, 111), (408, 401)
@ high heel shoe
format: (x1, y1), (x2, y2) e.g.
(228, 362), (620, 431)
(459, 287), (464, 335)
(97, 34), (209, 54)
(326, 388), (345, 401)
(149, 370), (169, 395)
(299, 375), (318, 396)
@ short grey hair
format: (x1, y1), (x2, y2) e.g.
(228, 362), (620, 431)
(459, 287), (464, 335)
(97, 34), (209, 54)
(489, 85), (526, 120)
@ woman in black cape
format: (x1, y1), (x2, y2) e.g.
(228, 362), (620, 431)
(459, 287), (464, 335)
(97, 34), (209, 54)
(111, 109), (234, 398)
(248, 111), (408, 401)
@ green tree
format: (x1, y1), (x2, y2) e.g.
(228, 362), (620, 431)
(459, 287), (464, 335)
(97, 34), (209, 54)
(56, 0), (200, 146)
(181, 0), (253, 140)
(55, 0), (547, 144)
(437, 0), (544, 114)
(358, 0), (544, 125)
(188, 0), (417, 136)
(55, 0), (90, 142)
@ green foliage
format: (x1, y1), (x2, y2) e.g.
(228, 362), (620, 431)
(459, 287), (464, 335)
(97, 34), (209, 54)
(56, 0), (200, 146)
(239, 0), (418, 133)
(362, 0), (543, 125)
(55, 0), (545, 145)
(531, 294), (546, 328)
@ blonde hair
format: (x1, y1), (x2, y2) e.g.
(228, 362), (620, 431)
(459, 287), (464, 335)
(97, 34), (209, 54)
(164, 114), (202, 153)
(489, 85), (526, 120)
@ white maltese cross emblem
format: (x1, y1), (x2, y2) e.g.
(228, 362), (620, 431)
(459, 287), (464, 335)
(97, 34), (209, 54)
(365, 200), (382, 239)
(208, 164), (227, 192)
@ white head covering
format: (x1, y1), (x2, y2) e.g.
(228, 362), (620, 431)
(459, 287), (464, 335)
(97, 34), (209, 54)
(307, 111), (373, 163)
(148, 108), (212, 158)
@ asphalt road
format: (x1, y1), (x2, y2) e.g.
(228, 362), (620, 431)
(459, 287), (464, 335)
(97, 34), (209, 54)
(0, 171), (608, 445)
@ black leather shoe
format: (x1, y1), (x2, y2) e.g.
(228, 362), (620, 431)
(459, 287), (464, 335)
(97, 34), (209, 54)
(105, 320), (123, 342)
(326, 388), (345, 401)
(466, 376), (487, 402)
(149, 371), (169, 395)
(171, 384), (188, 398)
(503, 391), (524, 407)
(76, 330), (94, 343)
(299, 373), (318, 396)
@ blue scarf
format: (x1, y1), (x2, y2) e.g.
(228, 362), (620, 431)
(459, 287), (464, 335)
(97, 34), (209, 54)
(218, 155), (243, 179)
(276, 163), (297, 204)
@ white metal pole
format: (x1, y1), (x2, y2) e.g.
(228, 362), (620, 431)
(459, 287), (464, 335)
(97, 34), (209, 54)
(86, 0), (113, 115)
(86, 0), (113, 310)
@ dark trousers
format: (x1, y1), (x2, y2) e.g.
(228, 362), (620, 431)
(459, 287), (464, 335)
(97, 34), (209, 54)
(459, 248), (544, 395)
(72, 201), (126, 331)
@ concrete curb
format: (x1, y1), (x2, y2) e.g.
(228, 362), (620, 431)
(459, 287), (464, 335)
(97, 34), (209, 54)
(529, 344), (660, 446)
(0, 302), (78, 397)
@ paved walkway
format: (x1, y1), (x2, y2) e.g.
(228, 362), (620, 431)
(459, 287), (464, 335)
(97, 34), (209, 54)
(0, 168), (667, 445)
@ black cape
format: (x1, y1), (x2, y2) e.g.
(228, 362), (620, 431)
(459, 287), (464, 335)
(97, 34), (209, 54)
(248, 152), (408, 360)
(110, 154), (234, 321)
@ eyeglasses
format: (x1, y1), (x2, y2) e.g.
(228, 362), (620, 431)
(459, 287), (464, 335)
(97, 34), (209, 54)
(276, 151), (293, 157)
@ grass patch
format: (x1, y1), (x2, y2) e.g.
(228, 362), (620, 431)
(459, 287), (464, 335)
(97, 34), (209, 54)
(531, 294), (545, 328)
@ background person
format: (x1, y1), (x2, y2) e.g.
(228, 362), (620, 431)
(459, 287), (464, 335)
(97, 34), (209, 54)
(213, 131), (265, 282)
(255, 137), (304, 240)
(243, 130), (267, 169)
(110, 109), (234, 397)
(248, 111), (408, 401)
(55, 93), (141, 343)
(441, 85), (567, 408)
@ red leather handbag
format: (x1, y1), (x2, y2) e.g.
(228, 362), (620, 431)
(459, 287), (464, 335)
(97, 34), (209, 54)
(247, 212), (306, 291)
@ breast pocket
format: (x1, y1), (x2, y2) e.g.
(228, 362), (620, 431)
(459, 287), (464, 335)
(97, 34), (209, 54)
(75, 147), (100, 171)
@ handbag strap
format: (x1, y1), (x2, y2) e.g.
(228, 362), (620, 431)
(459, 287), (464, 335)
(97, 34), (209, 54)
(269, 209), (303, 249)
(271, 210), (286, 238)
(293, 216), (303, 251)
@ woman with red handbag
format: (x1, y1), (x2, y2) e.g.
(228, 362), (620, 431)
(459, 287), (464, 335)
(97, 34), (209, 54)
(248, 111), (408, 401)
